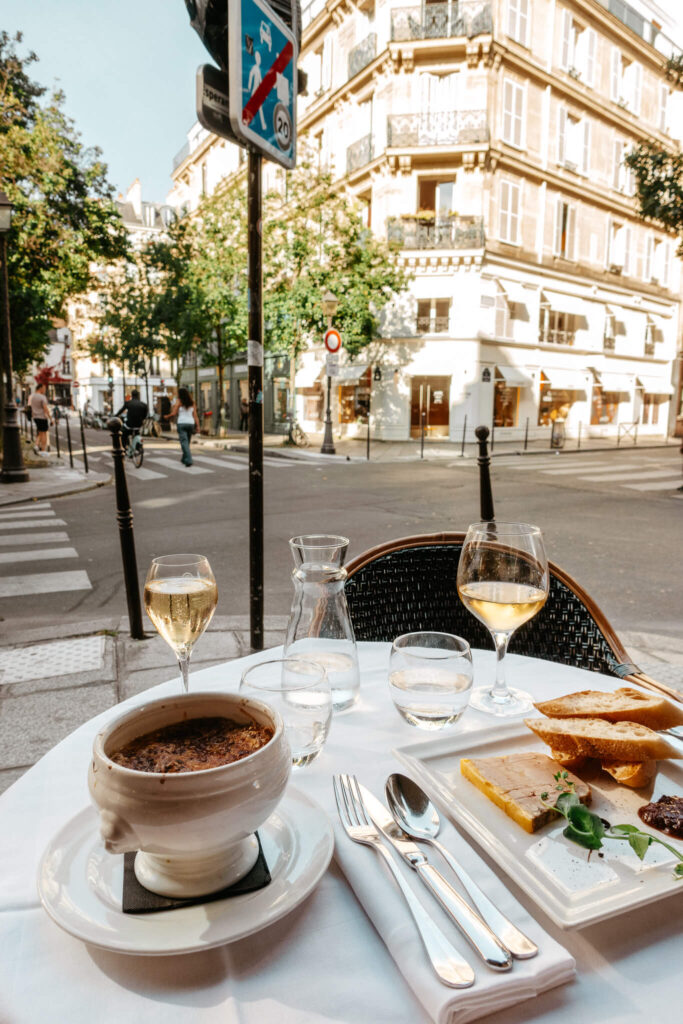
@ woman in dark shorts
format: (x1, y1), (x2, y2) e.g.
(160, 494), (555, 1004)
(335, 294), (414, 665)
(29, 383), (53, 454)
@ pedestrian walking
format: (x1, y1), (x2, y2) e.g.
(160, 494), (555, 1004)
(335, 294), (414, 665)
(239, 396), (249, 431)
(28, 383), (53, 455)
(169, 387), (200, 466)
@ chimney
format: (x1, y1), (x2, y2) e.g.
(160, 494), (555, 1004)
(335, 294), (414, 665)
(126, 179), (143, 218)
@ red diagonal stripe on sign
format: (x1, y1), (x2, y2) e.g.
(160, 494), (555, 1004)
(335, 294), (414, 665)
(242, 41), (293, 126)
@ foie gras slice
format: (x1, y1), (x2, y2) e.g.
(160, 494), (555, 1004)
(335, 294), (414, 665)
(460, 752), (591, 834)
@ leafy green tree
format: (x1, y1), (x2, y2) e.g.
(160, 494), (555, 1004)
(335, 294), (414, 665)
(0, 32), (128, 373)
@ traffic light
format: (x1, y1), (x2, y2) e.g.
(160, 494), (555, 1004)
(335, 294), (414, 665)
(184, 0), (304, 76)
(108, 375), (114, 391)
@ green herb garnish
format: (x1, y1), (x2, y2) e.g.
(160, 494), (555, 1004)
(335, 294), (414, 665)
(542, 772), (683, 879)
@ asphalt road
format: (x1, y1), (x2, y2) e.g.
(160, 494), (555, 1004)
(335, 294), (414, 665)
(0, 439), (681, 639)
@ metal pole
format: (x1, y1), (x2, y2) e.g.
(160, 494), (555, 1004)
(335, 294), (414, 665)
(461, 415), (467, 457)
(490, 420), (495, 452)
(0, 234), (29, 483)
(577, 421), (582, 450)
(524, 416), (529, 451)
(108, 417), (145, 640)
(248, 150), (264, 652)
(54, 414), (60, 459)
(366, 393), (371, 461)
(475, 425), (495, 522)
(320, 322), (335, 454)
(421, 409), (425, 459)
(65, 414), (74, 468)
(79, 411), (89, 473)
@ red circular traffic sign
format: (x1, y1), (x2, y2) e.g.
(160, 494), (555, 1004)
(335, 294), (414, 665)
(324, 328), (342, 353)
(72, 381), (80, 388)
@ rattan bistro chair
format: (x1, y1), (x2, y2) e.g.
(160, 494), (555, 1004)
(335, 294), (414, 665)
(344, 428), (679, 701)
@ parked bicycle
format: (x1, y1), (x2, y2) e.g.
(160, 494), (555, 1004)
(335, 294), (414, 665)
(142, 414), (162, 438)
(287, 415), (309, 448)
(124, 427), (144, 468)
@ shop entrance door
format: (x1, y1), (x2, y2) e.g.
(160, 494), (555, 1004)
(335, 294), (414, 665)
(410, 375), (450, 438)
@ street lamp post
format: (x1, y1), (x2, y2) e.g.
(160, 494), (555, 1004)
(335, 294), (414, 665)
(320, 289), (338, 455)
(0, 191), (29, 484)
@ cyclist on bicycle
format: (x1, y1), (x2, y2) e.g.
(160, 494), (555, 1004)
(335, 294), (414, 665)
(116, 389), (148, 448)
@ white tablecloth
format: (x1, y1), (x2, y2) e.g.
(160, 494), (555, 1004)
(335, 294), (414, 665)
(1, 644), (681, 1024)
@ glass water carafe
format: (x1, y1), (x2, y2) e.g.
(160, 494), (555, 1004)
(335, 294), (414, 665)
(284, 551), (360, 712)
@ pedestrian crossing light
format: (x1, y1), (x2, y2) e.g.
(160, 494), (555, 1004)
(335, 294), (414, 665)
(108, 376), (114, 391)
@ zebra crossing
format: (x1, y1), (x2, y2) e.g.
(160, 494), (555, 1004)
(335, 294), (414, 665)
(470, 452), (682, 493)
(0, 503), (91, 599)
(82, 447), (328, 482)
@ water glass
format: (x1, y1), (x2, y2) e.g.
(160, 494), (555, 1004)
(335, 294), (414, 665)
(239, 658), (333, 768)
(389, 632), (473, 730)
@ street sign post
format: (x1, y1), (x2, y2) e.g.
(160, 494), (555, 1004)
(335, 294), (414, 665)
(228, 0), (297, 169)
(325, 352), (339, 376)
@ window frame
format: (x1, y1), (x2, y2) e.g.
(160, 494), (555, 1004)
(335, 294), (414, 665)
(507, 0), (529, 47)
(498, 179), (521, 245)
(502, 77), (525, 149)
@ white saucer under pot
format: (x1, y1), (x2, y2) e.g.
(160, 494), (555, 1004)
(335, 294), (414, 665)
(88, 691), (291, 898)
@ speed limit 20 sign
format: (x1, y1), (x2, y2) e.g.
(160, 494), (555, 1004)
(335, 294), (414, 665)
(324, 328), (342, 353)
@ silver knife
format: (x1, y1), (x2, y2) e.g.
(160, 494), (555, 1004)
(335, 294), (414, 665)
(359, 783), (513, 972)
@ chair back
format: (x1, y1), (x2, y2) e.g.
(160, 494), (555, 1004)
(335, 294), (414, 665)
(345, 533), (632, 678)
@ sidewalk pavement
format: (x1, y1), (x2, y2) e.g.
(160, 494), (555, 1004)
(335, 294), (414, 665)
(0, 464), (111, 507)
(0, 616), (680, 796)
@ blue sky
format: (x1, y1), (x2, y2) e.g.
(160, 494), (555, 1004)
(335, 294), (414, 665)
(5, 1), (210, 203)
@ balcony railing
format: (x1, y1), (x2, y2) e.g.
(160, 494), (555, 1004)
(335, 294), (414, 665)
(348, 33), (377, 79)
(346, 133), (374, 174)
(388, 215), (484, 249)
(387, 110), (489, 147)
(172, 141), (191, 171)
(391, 1), (492, 42)
(417, 315), (450, 334)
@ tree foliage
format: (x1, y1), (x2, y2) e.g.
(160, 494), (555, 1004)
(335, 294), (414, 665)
(0, 32), (128, 371)
(624, 142), (683, 254)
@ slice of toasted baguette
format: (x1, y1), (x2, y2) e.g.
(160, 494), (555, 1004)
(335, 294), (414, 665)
(549, 748), (588, 771)
(601, 760), (657, 789)
(534, 687), (683, 731)
(524, 717), (682, 762)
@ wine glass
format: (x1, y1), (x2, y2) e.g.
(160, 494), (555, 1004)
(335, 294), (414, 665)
(457, 522), (549, 716)
(144, 554), (218, 692)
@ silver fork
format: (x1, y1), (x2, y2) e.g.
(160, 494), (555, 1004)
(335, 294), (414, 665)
(333, 774), (475, 989)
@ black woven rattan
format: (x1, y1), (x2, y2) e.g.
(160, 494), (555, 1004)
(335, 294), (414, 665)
(345, 541), (626, 677)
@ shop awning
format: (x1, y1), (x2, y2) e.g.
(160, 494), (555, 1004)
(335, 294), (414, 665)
(594, 371), (632, 393)
(296, 363), (322, 388)
(540, 290), (588, 317)
(636, 375), (674, 395)
(333, 365), (369, 384)
(495, 365), (533, 386)
(541, 368), (588, 391)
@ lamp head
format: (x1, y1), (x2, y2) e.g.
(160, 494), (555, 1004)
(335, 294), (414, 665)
(321, 290), (338, 318)
(0, 191), (13, 234)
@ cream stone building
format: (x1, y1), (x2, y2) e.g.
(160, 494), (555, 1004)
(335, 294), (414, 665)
(170, 0), (683, 443)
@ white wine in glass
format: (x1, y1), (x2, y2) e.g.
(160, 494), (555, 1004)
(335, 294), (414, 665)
(144, 554), (217, 693)
(457, 523), (549, 716)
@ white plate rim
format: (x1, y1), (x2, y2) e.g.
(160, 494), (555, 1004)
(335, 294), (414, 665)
(393, 723), (683, 929)
(37, 786), (334, 955)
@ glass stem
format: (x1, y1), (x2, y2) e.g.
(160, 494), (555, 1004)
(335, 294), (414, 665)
(490, 631), (512, 703)
(177, 652), (191, 693)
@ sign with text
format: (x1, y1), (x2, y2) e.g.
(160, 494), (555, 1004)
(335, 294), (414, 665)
(196, 64), (242, 145)
(228, 0), (297, 168)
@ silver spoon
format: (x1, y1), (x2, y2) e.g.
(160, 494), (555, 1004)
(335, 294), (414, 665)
(386, 773), (538, 960)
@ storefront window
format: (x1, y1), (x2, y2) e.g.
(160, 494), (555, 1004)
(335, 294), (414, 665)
(493, 382), (519, 427)
(538, 378), (572, 426)
(272, 379), (289, 422)
(339, 368), (371, 424)
(302, 388), (323, 422)
(590, 386), (620, 425)
(640, 394), (661, 425)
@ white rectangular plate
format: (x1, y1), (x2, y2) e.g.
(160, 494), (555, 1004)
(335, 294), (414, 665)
(394, 723), (683, 928)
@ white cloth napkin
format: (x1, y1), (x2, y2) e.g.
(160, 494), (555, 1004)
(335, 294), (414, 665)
(328, 772), (576, 1024)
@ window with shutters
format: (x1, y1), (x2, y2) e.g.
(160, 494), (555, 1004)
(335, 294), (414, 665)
(606, 219), (627, 272)
(553, 199), (576, 260)
(557, 107), (590, 174)
(499, 180), (521, 244)
(416, 298), (451, 334)
(494, 282), (513, 339)
(612, 140), (635, 195)
(507, 0), (529, 46)
(659, 84), (669, 132)
(611, 49), (642, 114)
(649, 239), (670, 287)
(502, 79), (524, 148)
(559, 11), (596, 86)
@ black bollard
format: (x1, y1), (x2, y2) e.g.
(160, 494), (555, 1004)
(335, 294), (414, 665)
(54, 415), (60, 459)
(421, 409), (426, 459)
(475, 425), (495, 522)
(366, 413), (370, 461)
(524, 416), (529, 451)
(461, 415), (467, 457)
(577, 422), (582, 450)
(108, 418), (145, 640)
(65, 414), (74, 468)
(79, 412), (89, 473)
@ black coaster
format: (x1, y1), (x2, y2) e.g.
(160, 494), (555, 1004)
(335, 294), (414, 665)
(122, 834), (271, 914)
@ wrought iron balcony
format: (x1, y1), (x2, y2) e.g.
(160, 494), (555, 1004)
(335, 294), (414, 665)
(388, 215), (485, 250)
(346, 133), (374, 174)
(417, 315), (450, 334)
(348, 33), (377, 79)
(387, 110), (489, 147)
(172, 141), (191, 171)
(391, 1), (492, 42)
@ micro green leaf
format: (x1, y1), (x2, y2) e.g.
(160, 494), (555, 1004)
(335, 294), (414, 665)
(610, 824), (640, 836)
(628, 833), (653, 861)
